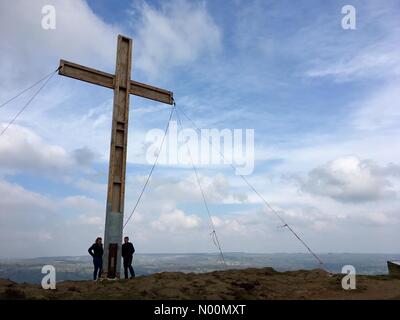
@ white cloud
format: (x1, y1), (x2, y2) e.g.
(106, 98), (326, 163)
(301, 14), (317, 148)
(62, 195), (103, 215)
(135, 172), (246, 205)
(211, 215), (248, 235)
(0, 179), (54, 215)
(77, 214), (103, 226)
(300, 156), (398, 203)
(0, 179), (57, 256)
(151, 209), (201, 232)
(0, 0), (120, 92)
(299, 0), (400, 83)
(74, 178), (107, 195)
(0, 179), (107, 257)
(0, 124), (71, 173)
(306, 49), (400, 81)
(0, 124), (98, 175)
(130, 0), (221, 77)
(365, 212), (391, 226)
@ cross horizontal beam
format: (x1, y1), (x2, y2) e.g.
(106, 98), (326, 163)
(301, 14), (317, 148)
(59, 59), (174, 105)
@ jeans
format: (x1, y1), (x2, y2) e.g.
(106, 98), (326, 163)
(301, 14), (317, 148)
(93, 256), (103, 280)
(123, 256), (135, 279)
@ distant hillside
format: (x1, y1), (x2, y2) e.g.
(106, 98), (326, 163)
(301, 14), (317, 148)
(1, 267), (400, 300)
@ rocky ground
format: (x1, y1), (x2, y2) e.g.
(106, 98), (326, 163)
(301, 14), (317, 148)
(1, 267), (400, 300)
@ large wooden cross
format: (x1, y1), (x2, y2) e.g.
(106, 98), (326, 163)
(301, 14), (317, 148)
(59, 35), (173, 278)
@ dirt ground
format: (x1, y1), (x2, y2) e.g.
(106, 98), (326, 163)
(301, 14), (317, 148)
(1, 267), (400, 300)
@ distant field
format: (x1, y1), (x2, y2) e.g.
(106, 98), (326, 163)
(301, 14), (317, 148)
(1, 253), (399, 284)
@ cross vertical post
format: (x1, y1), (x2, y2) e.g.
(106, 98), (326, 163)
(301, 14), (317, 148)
(103, 35), (132, 278)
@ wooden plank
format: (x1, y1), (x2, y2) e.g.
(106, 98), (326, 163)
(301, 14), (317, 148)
(59, 59), (114, 89)
(107, 35), (132, 215)
(104, 35), (133, 279)
(59, 59), (174, 105)
(130, 80), (174, 105)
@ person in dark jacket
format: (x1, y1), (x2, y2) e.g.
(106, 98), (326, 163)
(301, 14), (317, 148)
(88, 237), (103, 281)
(122, 236), (135, 279)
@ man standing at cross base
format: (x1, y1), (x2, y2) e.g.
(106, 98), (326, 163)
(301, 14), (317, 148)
(122, 236), (135, 279)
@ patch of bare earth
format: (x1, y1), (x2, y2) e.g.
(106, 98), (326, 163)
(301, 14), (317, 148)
(1, 268), (399, 300)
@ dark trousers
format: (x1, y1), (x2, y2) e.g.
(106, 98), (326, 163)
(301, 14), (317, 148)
(123, 256), (135, 279)
(93, 256), (103, 280)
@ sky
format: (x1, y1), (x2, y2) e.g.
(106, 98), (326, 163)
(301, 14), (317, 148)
(0, 0), (399, 259)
